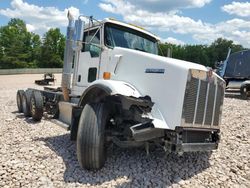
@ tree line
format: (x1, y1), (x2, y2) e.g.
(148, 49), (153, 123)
(0, 18), (247, 69)
(158, 38), (245, 68)
(0, 18), (65, 69)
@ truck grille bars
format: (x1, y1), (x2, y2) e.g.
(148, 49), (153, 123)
(182, 76), (224, 127)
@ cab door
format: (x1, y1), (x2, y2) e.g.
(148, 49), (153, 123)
(76, 28), (101, 88)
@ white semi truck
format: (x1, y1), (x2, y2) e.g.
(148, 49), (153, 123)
(16, 13), (225, 170)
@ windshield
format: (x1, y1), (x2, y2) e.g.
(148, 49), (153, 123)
(104, 23), (158, 55)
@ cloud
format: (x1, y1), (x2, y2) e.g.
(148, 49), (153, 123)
(0, 0), (80, 35)
(125, 0), (212, 12)
(163, 37), (185, 45)
(99, 0), (212, 14)
(99, 0), (250, 47)
(26, 23), (36, 32)
(99, 3), (117, 13)
(222, 1), (250, 17)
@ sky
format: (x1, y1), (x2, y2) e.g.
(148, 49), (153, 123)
(0, 0), (250, 47)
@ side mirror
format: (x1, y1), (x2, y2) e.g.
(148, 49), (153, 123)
(73, 18), (85, 51)
(74, 18), (85, 42)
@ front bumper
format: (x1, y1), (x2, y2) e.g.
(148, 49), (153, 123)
(165, 126), (220, 152)
(130, 123), (220, 153)
(176, 142), (218, 152)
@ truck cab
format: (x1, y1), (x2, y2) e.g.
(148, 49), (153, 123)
(71, 18), (159, 96)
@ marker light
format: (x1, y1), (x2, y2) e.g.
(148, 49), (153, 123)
(103, 72), (111, 80)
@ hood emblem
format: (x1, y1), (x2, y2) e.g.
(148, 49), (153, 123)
(145, 68), (165, 74)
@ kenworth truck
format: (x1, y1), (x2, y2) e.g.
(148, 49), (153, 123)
(16, 13), (225, 170)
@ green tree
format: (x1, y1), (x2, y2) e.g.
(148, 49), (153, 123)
(182, 45), (210, 66)
(39, 28), (65, 68)
(158, 38), (246, 68)
(0, 18), (32, 68)
(158, 43), (173, 57)
(159, 43), (210, 66)
(207, 38), (244, 64)
(29, 33), (41, 67)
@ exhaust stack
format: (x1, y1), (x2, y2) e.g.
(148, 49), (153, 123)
(61, 11), (74, 101)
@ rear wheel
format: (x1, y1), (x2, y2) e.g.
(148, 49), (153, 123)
(77, 103), (109, 170)
(22, 90), (32, 117)
(30, 91), (43, 121)
(16, 90), (25, 112)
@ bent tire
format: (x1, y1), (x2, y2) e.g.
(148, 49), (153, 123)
(30, 91), (43, 121)
(77, 103), (109, 170)
(17, 90), (25, 112)
(22, 90), (32, 117)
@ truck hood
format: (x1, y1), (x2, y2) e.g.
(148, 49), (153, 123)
(110, 47), (207, 77)
(108, 47), (209, 129)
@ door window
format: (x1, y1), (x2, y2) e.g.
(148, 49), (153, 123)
(82, 29), (101, 57)
(88, 67), (97, 82)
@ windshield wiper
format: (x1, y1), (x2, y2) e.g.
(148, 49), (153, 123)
(134, 48), (146, 52)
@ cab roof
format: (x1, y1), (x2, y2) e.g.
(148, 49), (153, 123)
(102, 18), (160, 41)
(84, 17), (160, 41)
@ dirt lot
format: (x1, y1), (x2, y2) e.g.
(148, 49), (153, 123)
(0, 74), (250, 188)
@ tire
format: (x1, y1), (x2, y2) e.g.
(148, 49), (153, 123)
(30, 91), (43, 121)
(70, 107), (82, 141)
(240, 85), (248, 100)
(22, 90), (32, 117)
(70, 118), (79, 141)
(77, 103), (109, 170)
(16, 90), (25, 112)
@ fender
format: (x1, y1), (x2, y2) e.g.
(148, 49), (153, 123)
(78, 79), (169, 129)
(92, 80), (142, 97)
(78, 79), (142, 106)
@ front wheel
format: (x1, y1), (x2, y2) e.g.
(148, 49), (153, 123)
(77, 103), (109, 170)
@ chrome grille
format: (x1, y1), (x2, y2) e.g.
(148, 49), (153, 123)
(182, 77), (224, 127)
(184, 78), (198, 123)
(195, 81), (208, 124)
(213, 86), (224, 125)
(204, 84), (215, 125)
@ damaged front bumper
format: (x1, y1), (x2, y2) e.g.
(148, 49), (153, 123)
(114, 94), (220, 152)
(130, 123), (220, 152)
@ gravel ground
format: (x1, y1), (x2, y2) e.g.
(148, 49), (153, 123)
(0, 74), (250, 188)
